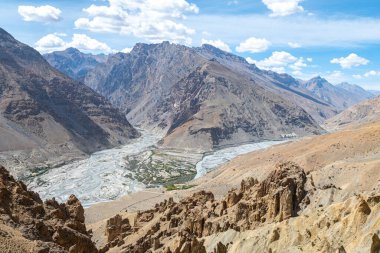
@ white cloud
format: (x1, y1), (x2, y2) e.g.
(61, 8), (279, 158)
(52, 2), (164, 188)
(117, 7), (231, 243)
(74, 0), (198, 44)
(246, 57), (256, 64)
(187, 15), (380, 48)
(18, 5), (62, 22)
(324, 70), (345, 84)
(288, 42), (301, 48)
(69, 34), (112, 52)
(35, 34), (66, 52)
(236, 37), (271, 53)
(330, 53), (369, 69)
(306, 57), (313, 62)
(364, 70), (380, 77)
(201, 39), (231, 52)
(121, 47), (133, 53)
(246, 51), (308, 74)
(353, 70), (380, 79)
(290, 58), (307, 71)
(35, 33), (113, 54)
(262, 0), (304, 17)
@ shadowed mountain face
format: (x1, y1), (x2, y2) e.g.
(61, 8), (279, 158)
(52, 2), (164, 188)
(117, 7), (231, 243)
(0, 28), (139, 173)
(84, 42), (325, 151)
(44, 48), (107, 82)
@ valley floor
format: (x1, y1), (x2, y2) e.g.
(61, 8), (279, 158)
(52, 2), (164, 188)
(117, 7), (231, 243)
(25, 128), (288, 207)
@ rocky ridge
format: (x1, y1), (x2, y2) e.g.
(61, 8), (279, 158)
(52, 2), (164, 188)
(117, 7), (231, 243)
(44, 48), (107, 82)
(302, 76), (369, 110)
(99, 162), (310, 253)
(0, 165), (97, 253)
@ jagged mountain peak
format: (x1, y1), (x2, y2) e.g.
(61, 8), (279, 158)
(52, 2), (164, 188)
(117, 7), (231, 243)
(196, 43), (248, 65)
(307, 76), (330, 86)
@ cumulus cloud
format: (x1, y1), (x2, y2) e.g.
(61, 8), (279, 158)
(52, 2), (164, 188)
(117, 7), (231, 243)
(236, 37), (271, 53)
(288, 42), (301, 48)
(121, 47), (133, 53)
(246, 57), (256, 64)
(246, 51), (308, 74)
(330, 53), (369, 69)
(18, 5), (62, 22)
(364, 70), (380, 77)
(262, 0), (304, 17)
(74, 0), (198, 44)
(324, 71), (347, 84)
(355, 70), (380, 79)
(201, 39), (231, 52)
(35, 33), (112, 54)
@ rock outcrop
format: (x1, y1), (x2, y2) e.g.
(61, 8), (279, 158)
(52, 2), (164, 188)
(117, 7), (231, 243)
(0, 165), (97, 253)
(100, 161), (309, 252)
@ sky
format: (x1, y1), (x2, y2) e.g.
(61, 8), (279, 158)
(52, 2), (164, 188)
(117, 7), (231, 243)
(0, 0), (379, 90)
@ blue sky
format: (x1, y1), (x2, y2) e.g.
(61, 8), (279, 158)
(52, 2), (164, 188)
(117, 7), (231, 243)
(1, 0), (380, 90)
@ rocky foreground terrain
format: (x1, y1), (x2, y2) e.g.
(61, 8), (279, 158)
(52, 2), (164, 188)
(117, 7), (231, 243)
(0, 166), (97, 253)
(0, 28), (138, 175)
(82, 119), (380, 253)
(96, 162), (380, 253)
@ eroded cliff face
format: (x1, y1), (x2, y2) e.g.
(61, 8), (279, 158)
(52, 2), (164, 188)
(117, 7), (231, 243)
(0, 166), (97, 253)
(99, 162), (310, 253)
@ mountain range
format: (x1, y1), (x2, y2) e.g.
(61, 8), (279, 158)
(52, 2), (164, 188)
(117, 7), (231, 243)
(0, 28), (138, 175)
(83, 42), (330, 150)
(45, 42), (377, 150)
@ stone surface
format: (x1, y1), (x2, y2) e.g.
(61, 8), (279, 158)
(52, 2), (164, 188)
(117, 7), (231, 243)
(100, 162), (309, 252)
(0, 165), (98, 253)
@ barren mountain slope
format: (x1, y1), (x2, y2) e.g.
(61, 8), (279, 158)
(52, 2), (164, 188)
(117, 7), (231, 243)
(325, 95), (380, 130)
(159, 62), (323, 150)
(196, 45), (340, 122)
(0, 28), (138, 174)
